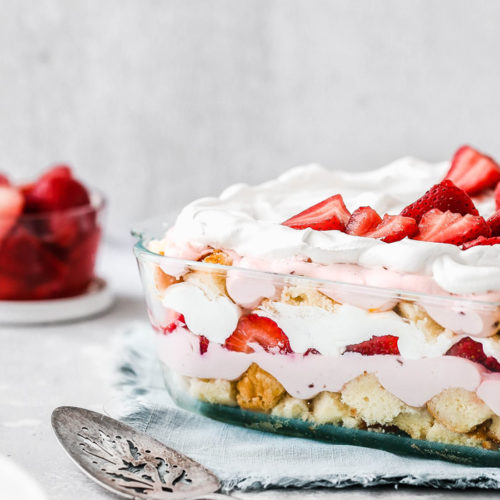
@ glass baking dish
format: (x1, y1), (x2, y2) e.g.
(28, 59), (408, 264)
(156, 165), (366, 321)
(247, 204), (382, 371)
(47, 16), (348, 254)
(134, 226), (500, 467)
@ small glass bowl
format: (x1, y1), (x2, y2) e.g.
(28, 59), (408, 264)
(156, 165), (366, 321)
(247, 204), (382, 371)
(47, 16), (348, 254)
(0, 190), (105, 301)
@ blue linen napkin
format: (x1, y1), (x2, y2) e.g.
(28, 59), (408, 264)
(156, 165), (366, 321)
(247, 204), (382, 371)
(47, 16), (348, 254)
(113, 323), (500, 492)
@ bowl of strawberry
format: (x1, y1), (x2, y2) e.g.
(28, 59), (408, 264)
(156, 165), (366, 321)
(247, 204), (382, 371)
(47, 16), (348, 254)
(0, 165), (105, 301)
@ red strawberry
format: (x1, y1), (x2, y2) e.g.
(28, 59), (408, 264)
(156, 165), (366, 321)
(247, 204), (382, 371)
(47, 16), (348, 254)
(0, 186), (24, 240)
(445, 145), (500, 195)
(495, 182), (500, 211)
(304, 348), (321, 356)
(414, 209), (491, 245)
(47, 212), (82, 248)
(282, 194), (351, 231)
(40, 165), (73, 181)
(0, 174), (10, 186)
(345, 335), (399, 355)
(488, 211), (500, 237)
(345, 206), (382, 236)
(446, 337), (486, 364)
(401, 180), (478, 223)
(446, 337), (500, 372)
(462, 235), (500, 250)
(24, 176), (90, 213)
(20, 182), (35, 201)
(364, 214), (418, 243)
(0, 274), (25, 300)
(163, 311), (186, 333)
(199, 335), (209, 355)
(484, 356), (500, 372)
(0, 225), (67, 299)
(21, 166), (73, 211)
(63, 226), (101, 295)
(225, 314), (292, 354)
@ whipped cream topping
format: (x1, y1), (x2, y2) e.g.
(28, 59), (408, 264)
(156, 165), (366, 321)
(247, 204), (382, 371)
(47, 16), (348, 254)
(156, 158), (500, 296)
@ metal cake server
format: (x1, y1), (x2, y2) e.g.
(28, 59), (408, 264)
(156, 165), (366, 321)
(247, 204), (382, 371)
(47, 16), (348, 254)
(51, 406), (231, 500)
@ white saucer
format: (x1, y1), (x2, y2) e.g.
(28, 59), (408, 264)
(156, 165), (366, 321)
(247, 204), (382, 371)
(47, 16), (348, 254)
(0, 277), (114, 325)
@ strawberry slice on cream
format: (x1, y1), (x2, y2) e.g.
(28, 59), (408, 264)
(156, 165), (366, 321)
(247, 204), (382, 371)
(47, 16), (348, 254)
(445, 145), (500, 196)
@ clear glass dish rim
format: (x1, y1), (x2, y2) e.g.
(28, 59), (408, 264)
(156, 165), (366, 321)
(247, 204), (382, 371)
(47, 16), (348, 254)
(0, 187), (106, 221)
(133, 230), (500, 310)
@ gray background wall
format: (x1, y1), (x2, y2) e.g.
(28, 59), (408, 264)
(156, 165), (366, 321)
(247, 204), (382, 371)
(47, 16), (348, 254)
(1, 0), (499, 242)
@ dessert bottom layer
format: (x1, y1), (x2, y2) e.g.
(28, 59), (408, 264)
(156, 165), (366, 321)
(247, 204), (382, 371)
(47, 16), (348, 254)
(159, 351), (500, 453)
(163, 364), (500, 467)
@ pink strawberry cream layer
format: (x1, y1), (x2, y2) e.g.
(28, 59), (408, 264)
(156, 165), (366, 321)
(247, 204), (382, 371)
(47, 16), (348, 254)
(152, 159), (500, 297)
(157, 329), (500, 416)
(222, 261), (500, 338)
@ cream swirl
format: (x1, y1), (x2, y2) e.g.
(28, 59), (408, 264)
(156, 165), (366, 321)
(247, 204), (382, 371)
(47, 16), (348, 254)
(155, 158), (500, 296)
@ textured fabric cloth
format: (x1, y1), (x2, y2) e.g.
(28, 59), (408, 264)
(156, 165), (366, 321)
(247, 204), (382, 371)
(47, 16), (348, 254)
(114, 323), (500, 492)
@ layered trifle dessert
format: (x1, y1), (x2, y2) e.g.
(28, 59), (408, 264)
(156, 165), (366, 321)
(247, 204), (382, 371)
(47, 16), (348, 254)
(135, 145), (500, 455)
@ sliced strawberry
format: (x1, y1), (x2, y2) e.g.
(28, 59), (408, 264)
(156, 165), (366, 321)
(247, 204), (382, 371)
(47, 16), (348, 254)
(462, 235), (500, 250)
(414, 209), (491, 245)
(40, 165), (73, 181)
(484, 356), (500, 373)
(282, 194), (351, 231)
(163, 311), (186, 333)
(445, 145), (500, 195)
(401, 180), (478, 223)
(488, 211), (500, 237)
(20, 166), (72, 211)
(446, 337), (500, 372)
(364, 214), (418, 243)
(304, 348), (321, 356)
(48, 212), (81, 248)
(0, 273), (26, 300)
(0, 174), (10, 186)
(63, 226), (101, 295)
(446, 337), (486, 364)
(199, 335), (209, 355)
(30, 273), (68, 300)
(224, 314), (292, 354)
(19, 182), (35, 202)
(0, 186), (24, 240)
(495, 182), (500, 211)
(24, 176), (90, 213)
(345, 335), (399, 355)
(345, 206), (382, 236)
(0, 225), (67, 299)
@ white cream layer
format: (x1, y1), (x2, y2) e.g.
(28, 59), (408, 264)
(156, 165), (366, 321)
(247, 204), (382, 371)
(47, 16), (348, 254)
(256, 302), (454, 359)
(156, 158), (500, 296)
(161, 280), (500, 353)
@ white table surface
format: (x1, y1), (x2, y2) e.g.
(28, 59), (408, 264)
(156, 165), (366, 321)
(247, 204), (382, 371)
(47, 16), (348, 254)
(1, 245), (498, 499)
